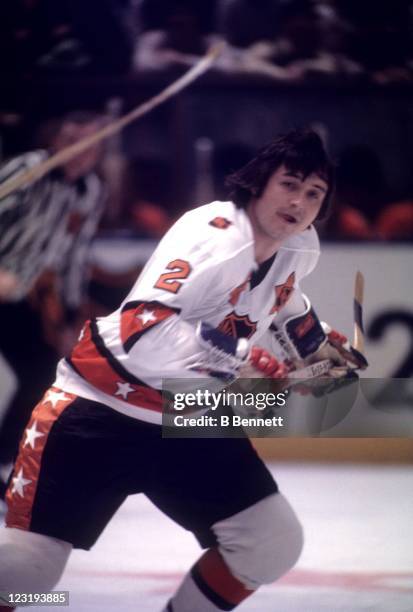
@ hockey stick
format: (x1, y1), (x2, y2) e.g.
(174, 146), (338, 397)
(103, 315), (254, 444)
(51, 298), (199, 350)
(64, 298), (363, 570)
(346, 270), (368, 368)
(0, 43), (224, 201)
(353, 270), (365, 353)
(287, 271), (368, 384)
(286, 359), (333, 380)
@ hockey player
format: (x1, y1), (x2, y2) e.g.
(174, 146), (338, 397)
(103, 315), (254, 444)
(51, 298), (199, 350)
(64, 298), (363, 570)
(0, 129), (364, 611)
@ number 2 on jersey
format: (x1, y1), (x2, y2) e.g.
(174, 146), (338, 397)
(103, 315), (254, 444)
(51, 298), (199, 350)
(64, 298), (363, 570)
(154, 259), (191, 293)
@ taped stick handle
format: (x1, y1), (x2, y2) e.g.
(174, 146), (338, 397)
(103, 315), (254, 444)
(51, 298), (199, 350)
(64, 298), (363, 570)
(286, 359), (333, 380)
(0, 43), (224, 201)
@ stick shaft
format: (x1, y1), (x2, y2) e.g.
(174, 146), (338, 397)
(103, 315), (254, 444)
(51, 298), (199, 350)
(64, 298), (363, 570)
(287, 359), (333, 380)
(353, 271), (365, 353)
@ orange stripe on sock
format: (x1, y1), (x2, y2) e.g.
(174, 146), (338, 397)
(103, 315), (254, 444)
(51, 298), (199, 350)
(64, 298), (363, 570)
(197, 548), (254, 606)
(5, 388), (76, 531)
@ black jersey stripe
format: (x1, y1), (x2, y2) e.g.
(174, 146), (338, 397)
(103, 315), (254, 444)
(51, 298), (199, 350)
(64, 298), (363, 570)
(121, 299), (181, 315)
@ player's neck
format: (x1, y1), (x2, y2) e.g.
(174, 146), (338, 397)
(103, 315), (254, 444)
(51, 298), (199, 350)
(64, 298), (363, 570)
(248, 218), (282, 263)
(254, 239), (280, 264)
(246, 202), (283, 263)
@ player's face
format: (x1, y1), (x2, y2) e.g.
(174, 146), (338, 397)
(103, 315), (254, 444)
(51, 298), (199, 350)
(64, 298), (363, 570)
(248, 164), (328, 245)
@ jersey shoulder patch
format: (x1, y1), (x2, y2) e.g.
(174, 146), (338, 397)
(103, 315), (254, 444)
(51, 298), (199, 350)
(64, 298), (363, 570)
(163, 201), (253, 272)
(209, 216), (232, 229)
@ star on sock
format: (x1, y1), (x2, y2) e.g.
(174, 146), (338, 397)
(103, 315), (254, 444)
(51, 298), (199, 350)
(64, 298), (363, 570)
(11, 468), (32, 497)
(44, 389), (71, 408)
(23, 420), (45, 449)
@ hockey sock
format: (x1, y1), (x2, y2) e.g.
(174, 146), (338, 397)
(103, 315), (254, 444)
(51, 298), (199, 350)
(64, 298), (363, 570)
(163, 548), (255, 611)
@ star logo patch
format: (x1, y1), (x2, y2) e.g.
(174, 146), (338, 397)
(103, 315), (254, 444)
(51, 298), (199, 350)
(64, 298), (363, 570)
(270, 271), (295, 314)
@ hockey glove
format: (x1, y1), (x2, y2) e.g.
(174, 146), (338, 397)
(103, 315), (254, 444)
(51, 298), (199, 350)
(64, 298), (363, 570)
(321, 324), (368, 371)
(271, 296), (368, 395)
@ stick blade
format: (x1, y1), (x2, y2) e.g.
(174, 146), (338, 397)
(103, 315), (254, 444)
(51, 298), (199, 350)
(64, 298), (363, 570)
(353, 271), (365, 354)
(354, 271), (364, 305)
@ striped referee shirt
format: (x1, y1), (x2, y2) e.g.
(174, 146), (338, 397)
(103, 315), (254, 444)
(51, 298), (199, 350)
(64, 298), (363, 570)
(0, 150), (104, 313)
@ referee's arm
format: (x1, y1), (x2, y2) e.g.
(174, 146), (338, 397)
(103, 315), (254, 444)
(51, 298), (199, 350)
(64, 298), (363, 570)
(0, 151), (49, 301)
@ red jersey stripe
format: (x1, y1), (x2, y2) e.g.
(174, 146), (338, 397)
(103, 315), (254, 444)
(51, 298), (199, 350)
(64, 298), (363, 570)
(120, 300), (179, 352)
(69, 321), (163, 412)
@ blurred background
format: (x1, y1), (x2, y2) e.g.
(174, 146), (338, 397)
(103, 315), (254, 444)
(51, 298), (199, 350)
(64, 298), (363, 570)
(0, 0), (412, 461)
(1, 5), (413, 610)
(1, 0), (413, 239)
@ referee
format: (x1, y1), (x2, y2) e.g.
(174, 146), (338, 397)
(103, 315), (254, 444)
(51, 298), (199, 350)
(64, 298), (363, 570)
(0, 112), (105, 499)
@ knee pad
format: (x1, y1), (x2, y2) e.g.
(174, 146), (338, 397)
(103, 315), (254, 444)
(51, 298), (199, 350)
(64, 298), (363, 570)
(212, 492), (304, 590)
(0, 527), (72, 592)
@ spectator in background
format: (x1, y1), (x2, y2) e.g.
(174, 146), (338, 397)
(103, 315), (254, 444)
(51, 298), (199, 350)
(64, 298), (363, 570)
(138, 0), (216, 35)
(86, 155), (174, 316)
(0, 0), (56, 77)
(93, 154), (174, 234)
(335, 0), (413, 84)
(322, 144), (413, 241)
(213, 142), (255, 200)
(376, 199), (413, 240)
(218, 0), (281, 49)
(0, 111), (106, 500)
(256, 0), (362, 81)
(329, 145), (389, 239)
(0, 0), (134, 77)
(43, 0), (135, 75)
(125, 157), (174, 236)
(134, 0), (220, 70)
(217, 0), (362, 82)
(131, 201), (172, 238)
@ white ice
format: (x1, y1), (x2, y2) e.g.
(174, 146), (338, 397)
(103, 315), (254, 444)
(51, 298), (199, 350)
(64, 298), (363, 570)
(3, 462), (412, 611)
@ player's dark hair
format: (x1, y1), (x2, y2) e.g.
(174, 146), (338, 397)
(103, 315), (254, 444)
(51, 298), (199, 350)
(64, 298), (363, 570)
(226, 129), (335, 220)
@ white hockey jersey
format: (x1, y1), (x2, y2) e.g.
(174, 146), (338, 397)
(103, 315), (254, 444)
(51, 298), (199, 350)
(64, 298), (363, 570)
(55, 200), (320, 423)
